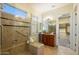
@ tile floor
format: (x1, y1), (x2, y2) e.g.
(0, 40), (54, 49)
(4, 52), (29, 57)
(1, 45), (76, 55)
(25, 45), (76, 55)
(43, 45), (76, 55)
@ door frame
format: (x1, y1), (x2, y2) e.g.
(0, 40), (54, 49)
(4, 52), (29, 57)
(56, 12), (77, 52)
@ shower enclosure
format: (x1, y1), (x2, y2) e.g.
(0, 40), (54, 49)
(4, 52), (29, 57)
(58, 14), (70, 48)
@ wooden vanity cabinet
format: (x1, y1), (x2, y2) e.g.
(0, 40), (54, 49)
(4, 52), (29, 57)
(39, 34), (56, 47)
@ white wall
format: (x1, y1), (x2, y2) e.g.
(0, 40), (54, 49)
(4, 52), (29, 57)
(76, 4), (79, 54)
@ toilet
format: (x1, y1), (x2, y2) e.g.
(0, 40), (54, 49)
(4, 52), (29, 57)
(28, 35), (44, 55)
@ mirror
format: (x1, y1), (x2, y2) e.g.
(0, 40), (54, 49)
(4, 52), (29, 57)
(48, 18), (56, 34)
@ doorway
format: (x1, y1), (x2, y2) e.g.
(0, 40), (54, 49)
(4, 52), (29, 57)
(58, 14), (70, 48)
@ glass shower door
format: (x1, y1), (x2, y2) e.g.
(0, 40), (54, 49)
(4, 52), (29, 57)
(58, 15), (70, 48)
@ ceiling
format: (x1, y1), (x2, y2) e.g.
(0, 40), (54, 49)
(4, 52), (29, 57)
(28, 3), (69, 14)
(9, 3), (70, 16)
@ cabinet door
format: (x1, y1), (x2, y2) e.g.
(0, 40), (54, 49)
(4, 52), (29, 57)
(42, 35), (47, 45)
(49, 38), (54, 46)
(46, 35), (49, 45)
(49, 35), (54, 46)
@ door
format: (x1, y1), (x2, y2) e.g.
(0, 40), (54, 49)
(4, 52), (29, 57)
(2, 25), (30, 55)
(58, 14), (71, 48)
